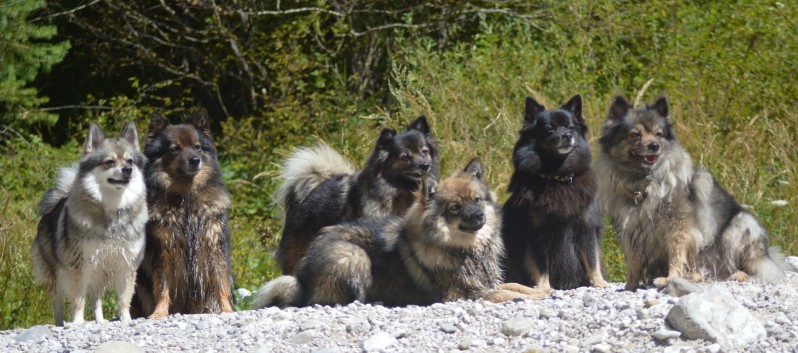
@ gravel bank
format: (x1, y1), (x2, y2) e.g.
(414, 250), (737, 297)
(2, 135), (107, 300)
(3, 271), (797, 353)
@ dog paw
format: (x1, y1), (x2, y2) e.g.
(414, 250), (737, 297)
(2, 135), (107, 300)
(652, 277), (671, 288)
(592, 279), (610, 288)
(624, 282), (639, 292)
(148, 311), (168, 320)
(728, 271), (749, 282)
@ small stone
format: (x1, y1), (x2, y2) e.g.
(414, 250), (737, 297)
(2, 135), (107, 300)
(564, 344), (579, 353)
(652, 328), (681, 342)
(95, 341), (145, 353)
(591, 343), (612, 353)
(582, 328), (608, 346)
(362, 332), (396, 352)
(346, 320), (371, 333)
(523, 308), (540, 319)
(458, 338), (472, 350)
(540, 309), (557, 319)
(194, 322), (208, 330)
(175, 321), (188, 330)
(14, 326), (53, 342)
(288, 330), (314, 345)
(644, 299), (662, 308)
(501, 317), (535, 337)
(785, 256), (798, 272)
(662, 277), (702, 297)
(392, 330), (409, 339)
(619, 309), (636, 317)
(583, 294), (595, 307)
(299, 321), (318, 331)
(440, 323), (458, 334)
(523, 345), (544, 353)
(636, 308), (650, 320)
(89, 334), (101, 342)
(492, 337), (507, 346)
(705, 343), (721, 353)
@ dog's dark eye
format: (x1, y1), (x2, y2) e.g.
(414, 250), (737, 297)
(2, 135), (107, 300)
(169, 145), (179, 152)
(449, 203), (461, 213)
(420, 148), (429, 156)
(568, 125), (575, 130)
(400, 153), (411, 162)
(126, 159), (133, 165)
(630, 131), (642, 139)
(655, 131), (664, 138)
(104, 160), (115, 167)
(474, 197), (481, 203)
(194, 143), (202, 150)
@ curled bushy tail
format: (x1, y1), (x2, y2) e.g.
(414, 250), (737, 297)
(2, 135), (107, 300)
(275, 143), (355, 208)
(38, 165), (77, 216)
(251, 276), (302, 309)
(756, 246), (786, 284)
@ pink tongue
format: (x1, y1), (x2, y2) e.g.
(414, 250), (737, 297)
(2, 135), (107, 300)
(644, 155), (657, 164)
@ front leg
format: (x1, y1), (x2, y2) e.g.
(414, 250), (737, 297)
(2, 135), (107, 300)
(115, 269), (137, 322)
(580, 245), (609, 288)
(524, 252), (551, 290)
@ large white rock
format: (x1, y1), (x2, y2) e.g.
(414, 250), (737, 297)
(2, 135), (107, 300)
(666, 287), (766, 351)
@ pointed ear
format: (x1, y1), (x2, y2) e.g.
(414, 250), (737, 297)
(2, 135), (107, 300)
(147, 113), (170, 143)
(649, 95), (669, 117)
(376, 128), (397, 150)
(406, 115), (431, 134)
(524, 96), (545, 125)
(463, 157), (484, 181)
(119, 123), (140, 151)
(608, 95), (631, 122)
(84, 123), (105, 154)
(187, 108), (211, 135)
(560, 94), (582, 118)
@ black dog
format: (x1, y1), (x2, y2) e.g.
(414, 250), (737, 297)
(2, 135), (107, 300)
(275, 116), (440, 274)
(502, 95), (608, 290)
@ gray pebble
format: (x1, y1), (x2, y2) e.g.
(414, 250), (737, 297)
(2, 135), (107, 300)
(501, 317), (534, 337)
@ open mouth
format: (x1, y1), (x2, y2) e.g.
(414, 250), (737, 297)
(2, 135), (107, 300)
(107, 178), (130, 186)
(632, 152), (658, 166)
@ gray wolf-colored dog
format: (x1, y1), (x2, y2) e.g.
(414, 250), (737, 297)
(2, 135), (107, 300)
(32, 123), (147, 326)
(275, 116), (439, 274)
(253, 158), (550, 309)
(596, 95), (784, 290)
(131, 109), (234, 318)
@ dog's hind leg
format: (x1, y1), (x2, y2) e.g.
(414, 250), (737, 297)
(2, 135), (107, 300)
(51, 291), (65, 327)
(654, 223), (698, 288)
(580, 245), (609, 288)
(524, 253), (550, 290)
(92, 296), (105, 323)
(482, 284), (551, 302)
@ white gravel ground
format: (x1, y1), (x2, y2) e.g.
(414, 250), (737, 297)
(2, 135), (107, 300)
(2, 271), (797, 353)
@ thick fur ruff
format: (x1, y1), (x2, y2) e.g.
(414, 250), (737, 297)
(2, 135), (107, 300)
(131, 109), (235, 318)
(596, 95), (784, 290)
(32, 123), (147, 326)
(254, 159), (549, 309)
(502, 95), (608, 290)
(275, 116), (440, 274)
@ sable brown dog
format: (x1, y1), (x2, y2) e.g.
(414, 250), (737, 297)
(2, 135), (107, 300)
(596, 95), (784, 290)
(253, 158), (549, 309)
(275, 116), (439, 274)
(131, 109), (234, 318)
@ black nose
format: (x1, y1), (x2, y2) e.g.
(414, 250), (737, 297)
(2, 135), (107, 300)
(122, 166), (133, 175)
(469, 211), (485, 223)
(648, 142), (660, 152)
(420, 162), (431, 172)
(563, 133), (573, 141)
(189, 156), (201, 167)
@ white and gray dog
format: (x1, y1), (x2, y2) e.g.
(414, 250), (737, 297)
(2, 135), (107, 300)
(32, 123), (148, 326)
(596, 95), (784, 290)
